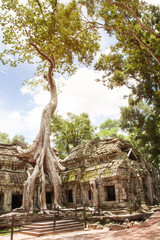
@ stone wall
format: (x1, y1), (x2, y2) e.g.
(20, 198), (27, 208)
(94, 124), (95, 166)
(0, 144), (27, 212)
(0, 139), (159, 212)
(61, 138), (159, 210)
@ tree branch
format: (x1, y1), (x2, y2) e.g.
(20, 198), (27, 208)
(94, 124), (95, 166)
(109, 1), (160, 66)
(73, 20), (132, 40)
(132, 32), (160, 66)
(35, 0), (46, 21)
(54, 0), (57, 9)
(50, 0), (58, 35)
(112, 1), (160, 38)
(29, 38), (56, 94)
(137, 44), (159, 91)
(29, 38), (54, 66)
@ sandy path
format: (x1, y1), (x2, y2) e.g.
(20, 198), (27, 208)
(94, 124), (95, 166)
(0, 211), (160, 240)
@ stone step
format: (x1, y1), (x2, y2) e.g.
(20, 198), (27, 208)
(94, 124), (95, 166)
(23, 219), (80, 228)
(20, 219), (84, 236)
(22, 222), (83, 231)
(21, 227), (83, 237)
(25, 219), (77, 225)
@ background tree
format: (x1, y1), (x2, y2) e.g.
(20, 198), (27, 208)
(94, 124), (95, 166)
(120, 101), (160, 171)
(0, 0), (100, 213)
(97, 118), (127, 139)
(0, 132), (26, 144)
(97, 119), (119, 139)
(51, 112), (96, 158)
(11, 134), (26, 145)
(0, 132), (11, 144)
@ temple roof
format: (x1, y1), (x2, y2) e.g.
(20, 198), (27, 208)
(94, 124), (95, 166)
(0, 143), (19, 156)
(63, 137), (140, 162)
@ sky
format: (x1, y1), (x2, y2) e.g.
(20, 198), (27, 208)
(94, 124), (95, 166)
(0, 0), (159, 144)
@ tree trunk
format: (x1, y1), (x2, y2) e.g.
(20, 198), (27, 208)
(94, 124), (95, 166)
(17, 48), (65, 214)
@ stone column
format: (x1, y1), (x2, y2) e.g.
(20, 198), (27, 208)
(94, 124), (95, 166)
(90, 179), (99, 208)
(3, 190), (12, 211)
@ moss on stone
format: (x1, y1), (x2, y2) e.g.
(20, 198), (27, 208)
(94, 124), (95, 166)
(63, 170), (78, 182)
(100, 169), (112, 179)
(81, 169), (99, 182)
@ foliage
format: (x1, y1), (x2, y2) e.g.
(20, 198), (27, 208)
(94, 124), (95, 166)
(120, 101), (160, 171)
(11, 134), (26, 144)
(97, 118), (127, 139)
(0, 0), (100, 78)
(98, 118), (118, 138)
(51, 112), (96, 158)
(80, 0), (160, 107)
(0, 132), (26, 144)
(0, 132), (11, 144)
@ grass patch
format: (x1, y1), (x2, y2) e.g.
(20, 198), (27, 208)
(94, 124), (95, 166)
(0, 227), (20, 236)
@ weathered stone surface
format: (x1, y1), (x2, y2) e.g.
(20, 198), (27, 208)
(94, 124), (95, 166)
(0, 137), (159, 214)
(0, 143), (28, 212)
(109, 223), (128, 230)
(0, 144), (19, 156)
(61, 138), (159, 210)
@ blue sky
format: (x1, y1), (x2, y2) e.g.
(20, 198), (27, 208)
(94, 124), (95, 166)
(0, 0), (159, 143)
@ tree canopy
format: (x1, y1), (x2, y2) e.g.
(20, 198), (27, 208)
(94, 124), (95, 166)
(51, 112), (96, 158)
(0, 0), (100, 76)
(80, 0), (160, 107)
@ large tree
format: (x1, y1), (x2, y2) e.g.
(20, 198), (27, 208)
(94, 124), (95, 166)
(51, 112), (96, 158)
(80, 0), (160, 107)
(0, 0), (99, 213)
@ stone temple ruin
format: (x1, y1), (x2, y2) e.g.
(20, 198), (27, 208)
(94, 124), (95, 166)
(0, 143), (26, 212)
(0, 138), (159, 213)
(61, 138), (159, 210)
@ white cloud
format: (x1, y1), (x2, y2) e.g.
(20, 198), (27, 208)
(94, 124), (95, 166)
(21, 85), (33, 96)
(0, 108), (23, 139)
(59, 0), (71, 4)
(33, 90), (50, 106)
(144, 0), (160, 5)
(57, 68), (129, 120)
(10, 111), (22, 120)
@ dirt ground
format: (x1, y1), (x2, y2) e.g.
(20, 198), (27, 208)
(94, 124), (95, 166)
(0, 211), (160, 240)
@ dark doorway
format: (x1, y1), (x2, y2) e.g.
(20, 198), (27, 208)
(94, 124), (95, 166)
(66, 190), (73, 203)
(88, 190), (92, 201)
(105, 186), (116, 201)
(0, 193), (3, 210)
(12, 194), (22, 209)
(46, 192), (52, 204)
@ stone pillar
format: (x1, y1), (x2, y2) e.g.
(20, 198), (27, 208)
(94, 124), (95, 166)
(3, 190), (12, 211)
(90, 179), (99, 208)
(145, 175), (154, 205)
